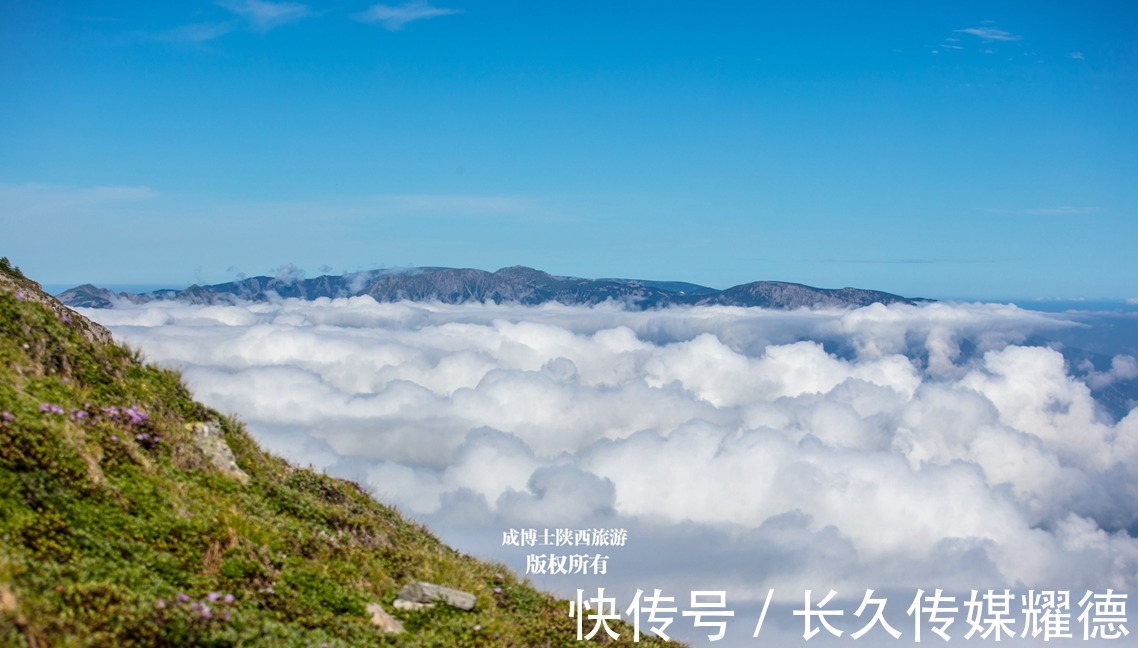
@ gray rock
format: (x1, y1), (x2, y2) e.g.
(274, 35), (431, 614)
(393, 598), (431, 611)
(366, 602), (404, 634)
(395, 581), (476, 611)
(187, 421), (250, 484)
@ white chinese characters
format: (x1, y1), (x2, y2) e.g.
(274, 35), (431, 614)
(564, 588), (1129, 643)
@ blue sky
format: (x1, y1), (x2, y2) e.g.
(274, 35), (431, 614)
(2, 1), (1136, 300)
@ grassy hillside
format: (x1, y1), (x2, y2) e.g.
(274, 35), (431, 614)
(0, 259), (674, 647)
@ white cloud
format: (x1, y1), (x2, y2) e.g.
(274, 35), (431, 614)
(956, 26), (1022, 42)
(155, 1), (306, 44)
(156, 21), (236, 43)
(84, 299), (1138, 644)
(271, 262), (306, 285)
(217, 0), (310, 30)
(356, 1), (462, 31)
(1082, 355), (1138, 390)
(0, 182), (157, 215)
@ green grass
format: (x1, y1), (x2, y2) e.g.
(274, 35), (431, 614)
(0, 264), (678, 647)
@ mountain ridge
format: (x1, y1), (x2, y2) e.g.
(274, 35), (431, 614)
(59, 265), (924, 310)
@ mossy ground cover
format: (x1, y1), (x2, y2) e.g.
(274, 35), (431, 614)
(0, 261), (676, 647)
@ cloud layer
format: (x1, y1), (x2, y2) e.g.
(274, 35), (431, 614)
(85, 298), (1138, 643)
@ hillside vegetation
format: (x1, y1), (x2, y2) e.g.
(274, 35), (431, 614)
(0, 259), (672, 647)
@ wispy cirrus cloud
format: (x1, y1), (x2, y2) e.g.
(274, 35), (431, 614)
(0, 182), (157, 214)
(355, 1), (462, 31)
(955, 26), (1021, 42)
(825, 258), (992, 265)
(217, 0), (311, 31)
(155, 21), (237, 43)
(937, 37), (964, 51)
(155, 1), (308, 43)
(983, 206), (1101, 216)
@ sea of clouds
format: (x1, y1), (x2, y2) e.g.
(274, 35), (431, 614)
(82, 298), (1138, 646)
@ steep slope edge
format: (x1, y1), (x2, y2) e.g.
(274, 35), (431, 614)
(0, 259), (671, 647)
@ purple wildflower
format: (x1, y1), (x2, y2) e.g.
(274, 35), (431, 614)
(61, 314), (71, 324)
(223, 593), (234, 603)
(155, 598), (166, 609)
(110, 435), (118, 442)
(207, 591), (221, 602)
(0, 411), (13, 423)
(69, 409), (89, 422)
(199, 604), (212, 619)
(14, 291), (24, 301)
(39, 403), (64, 415)
(125, 405), (149, 426)
(473, 624), (481, 632)
(102, 406), (121, 420)
(176, 593), (190, 604)
(493, 587), (502, 594)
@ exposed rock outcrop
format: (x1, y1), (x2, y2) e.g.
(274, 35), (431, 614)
(186, 420), (250, 484)
(366, 602), (405, 634)
(394, 581), (477, 612)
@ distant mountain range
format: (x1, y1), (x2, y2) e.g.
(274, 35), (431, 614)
(58, 265), (924, 310)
